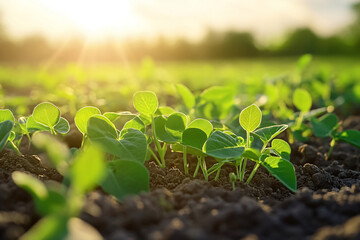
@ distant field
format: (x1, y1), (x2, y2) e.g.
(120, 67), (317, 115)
(1, 56), (360, 115)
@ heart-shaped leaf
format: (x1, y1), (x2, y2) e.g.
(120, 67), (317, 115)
(32, 102), (60, 128)
(239, 104), (262, 132)
(75, 106), (101, 135)
(262, 156), (297, 192)
(310, 113), (338, 137)
(271, 139), (291, 160)
(187, 119), (213, 137)
(336, 130), (360, 148)
(253, 124), (288, 144)
(293, 88), (312, 112)
(87, 116), (147, 163)
(100, 159), (149, 202)
(0, 109), (15, 123)
(165, 112), (187, 141)
(204, 131), (244, 159)
(0, 120), (14, 151)
(133, 91), (158, 115)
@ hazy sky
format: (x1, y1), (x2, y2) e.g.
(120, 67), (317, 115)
(0, 0), (358, 42)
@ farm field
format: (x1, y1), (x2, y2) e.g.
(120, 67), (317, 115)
(1, 56), (360, 240)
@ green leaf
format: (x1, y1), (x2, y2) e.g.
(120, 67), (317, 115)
(32, 133), (70, 174)
(239, 104), (262, 132)
(154, 116), (178, 143)
(12, 171), (47, 207)
(32, 102), (61, 128)
(187, 118), (213, 137)
(0, 109), (15, 123)
(165, 112), (187, 140)
(156, 106), (176, 116)
(262, 156), (297, 192)
(204, 131), (245, 159)
(103, 111), (135, 122)
(26, 115), (51, 132)
(87, 115), (118, 139)
(176, 84), (195, 110)
(271, 139), (291, 160)
(293, 88), (312, 112)
(0, 120), (13, 151)
(133, 91), (158, 115)
(253, 124), (288, 144)
(19, 215), (68, 240)
(123, 117), (145, 133)
(242, 148), (260, 161)
(336, 130), (360, 148)
(100, 159), (149, 202)
(182, 128), (207, 151)
(297, 54), (312, 72)
(70, 145), (106, 194)
(54, 117), (70, 134)
(87, 117), (147, 163)
(75, 106), (101, 135)
(171, 143), (206, 157)
(17, 117), (28, 134)
(310, 113), (339, 137)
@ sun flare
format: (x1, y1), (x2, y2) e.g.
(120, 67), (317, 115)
(38, 0), (140, 39)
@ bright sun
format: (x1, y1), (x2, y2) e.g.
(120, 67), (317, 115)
(38, 0), (140, 39)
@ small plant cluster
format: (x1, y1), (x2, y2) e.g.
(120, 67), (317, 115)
(290, 88), (360, 158)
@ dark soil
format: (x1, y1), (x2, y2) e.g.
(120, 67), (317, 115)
(1, 117), (360, 240)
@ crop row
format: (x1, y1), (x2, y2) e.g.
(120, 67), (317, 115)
(1, 86), (360, 239)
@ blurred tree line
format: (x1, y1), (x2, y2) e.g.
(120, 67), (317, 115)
(0, 3), (360, 63)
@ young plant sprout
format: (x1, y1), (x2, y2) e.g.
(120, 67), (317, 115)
(229, 172), (236, 191)
(12, 134), (105, 239)
(310, 113), (360, 158)
(204, 104), (296, 192)
(27, 102), (70, 136)
(133, 91), (168, 168)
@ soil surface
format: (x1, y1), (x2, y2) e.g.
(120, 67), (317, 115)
(1, 116), (360, 240)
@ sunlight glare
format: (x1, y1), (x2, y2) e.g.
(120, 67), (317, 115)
(38, 0), (140, 39)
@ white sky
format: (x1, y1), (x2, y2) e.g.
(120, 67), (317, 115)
(0, 0), (357, 42)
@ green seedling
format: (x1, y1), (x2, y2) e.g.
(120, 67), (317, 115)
(291, 88), (312, 142)
(133, 91), (169, 167)
(239, 104), (262, 181)
(204, 104), (296, 192)
(229, 172), (236, 191)
(0, 109), (21, 154)
(310, 113), (360, 158)
(0, 120), (14, 152)
(74, 106), (101, 146)
(12, 133), (105, 240)
(87, 115), (150, 201)
(27, 102), (70, 135)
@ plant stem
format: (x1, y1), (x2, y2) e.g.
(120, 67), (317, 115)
(148, 147), (162, 167)
(295, 111), (305, 130)
(199, 156), (208, 181)
(193, 157), (201, 178)
(183, 146), (188, 175)
(151, 115), (166, 167)
(246, 162), (260, 184)
(237, 158), (243, 180)
(232, 182), (235, 191)
(8, 140), (21, 155)
(214, 167), (221, 181)
(327, 138), (336, 159)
